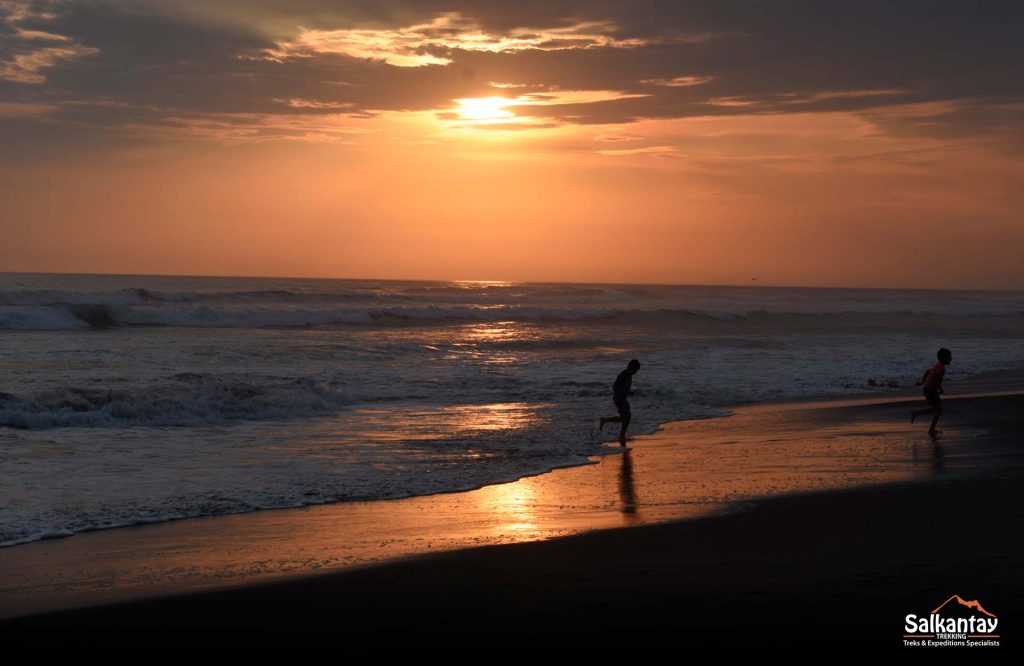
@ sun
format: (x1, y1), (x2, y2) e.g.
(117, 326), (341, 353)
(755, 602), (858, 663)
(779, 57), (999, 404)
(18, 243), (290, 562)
(452, 96), (517, 122)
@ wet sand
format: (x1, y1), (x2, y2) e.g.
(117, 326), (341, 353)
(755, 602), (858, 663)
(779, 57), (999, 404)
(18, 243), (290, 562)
(2, 379), (1023, 640)
(10, 473), (1021, 647)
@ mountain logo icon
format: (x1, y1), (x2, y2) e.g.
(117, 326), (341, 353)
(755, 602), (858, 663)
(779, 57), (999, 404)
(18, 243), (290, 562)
(931, 595), (996, 618)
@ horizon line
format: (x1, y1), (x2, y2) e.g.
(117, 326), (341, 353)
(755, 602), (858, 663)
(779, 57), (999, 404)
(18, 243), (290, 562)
(1, 269), (1023, 294)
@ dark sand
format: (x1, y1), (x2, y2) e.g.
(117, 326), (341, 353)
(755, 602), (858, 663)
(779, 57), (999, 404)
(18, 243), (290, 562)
(7, 475), (1023, 646)
(3, 381), (1023, 644)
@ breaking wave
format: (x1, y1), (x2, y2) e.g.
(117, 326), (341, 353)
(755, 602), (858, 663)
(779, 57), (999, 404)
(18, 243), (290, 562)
(2, 300), (1022, 332)
(0, 373), (351, 428)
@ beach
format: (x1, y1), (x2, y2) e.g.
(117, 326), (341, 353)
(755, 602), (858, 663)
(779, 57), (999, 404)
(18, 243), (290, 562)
(3, 379), (1022, 642)
(3, 0), (1022, 646)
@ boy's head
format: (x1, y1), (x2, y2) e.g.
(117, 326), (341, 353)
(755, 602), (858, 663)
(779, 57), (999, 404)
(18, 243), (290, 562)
(937, 348), (952, 364)
(627, 358), (641, 374)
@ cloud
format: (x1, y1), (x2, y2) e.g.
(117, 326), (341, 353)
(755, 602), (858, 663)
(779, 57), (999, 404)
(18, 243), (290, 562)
(259, 12), (668, 67)
(0, 100), (54, 116)
(131, 110), (379, 144)
(596, 144), (677, 158)
(275, 98), (354, 110)
(859, 98), (1024, 147)
(0, 43), (98, 83)
(641, 75), (713, 88)
(594, 133), (645, 142)
(0, 1), (1022, 148)
(0, 0), (97, 84)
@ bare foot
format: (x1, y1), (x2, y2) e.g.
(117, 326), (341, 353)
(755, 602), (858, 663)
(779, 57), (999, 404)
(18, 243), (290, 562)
(911, 412), (917, 424)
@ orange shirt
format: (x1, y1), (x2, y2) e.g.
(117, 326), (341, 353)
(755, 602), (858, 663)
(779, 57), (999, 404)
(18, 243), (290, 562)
(922, 361), (946, 391)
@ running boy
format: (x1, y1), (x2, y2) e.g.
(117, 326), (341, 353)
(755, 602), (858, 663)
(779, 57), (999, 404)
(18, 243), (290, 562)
(911, 348), (952, 437)
(599, 359), (641, 446)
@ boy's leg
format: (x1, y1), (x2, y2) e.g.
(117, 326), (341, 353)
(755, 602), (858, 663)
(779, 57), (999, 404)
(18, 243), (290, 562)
(928, 407), (943, 436)
(600, 415), (622, 429)
(611, 397), (630, 443)
(924, 391), (942, 435)
(914, 391), (942, 424)
(910, 407), (933, 423)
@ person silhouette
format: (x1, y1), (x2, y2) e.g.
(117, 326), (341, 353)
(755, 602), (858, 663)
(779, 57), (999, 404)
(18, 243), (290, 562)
(911, 348), (952, 438)
(598, 359), (641, 446)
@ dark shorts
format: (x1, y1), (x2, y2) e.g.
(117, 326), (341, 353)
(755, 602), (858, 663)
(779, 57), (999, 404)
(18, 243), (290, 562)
(614, 397), (631, 418)
(924, 389), (942, 410)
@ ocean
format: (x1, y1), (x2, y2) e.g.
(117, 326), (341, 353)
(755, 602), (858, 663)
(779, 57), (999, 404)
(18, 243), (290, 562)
(2, 273), (1023, 547)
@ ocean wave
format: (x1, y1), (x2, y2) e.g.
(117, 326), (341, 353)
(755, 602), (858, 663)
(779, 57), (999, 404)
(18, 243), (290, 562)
(3, 301), (1024, 331)
(0, 284), (625, 309)
(0, 287), (353, 306)
(0, 305), (91, 330)
(3, 282), (1023, 332)
(0, 287), (174, 307)
(0, 374), (351, 428)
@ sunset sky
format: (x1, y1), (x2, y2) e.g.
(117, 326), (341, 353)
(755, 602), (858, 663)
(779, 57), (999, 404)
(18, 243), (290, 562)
(2, 1), (1022, 288)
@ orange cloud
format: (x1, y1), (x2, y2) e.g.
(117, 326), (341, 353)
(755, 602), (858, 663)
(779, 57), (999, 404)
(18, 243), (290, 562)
(641, 76), (714, 88)
(260, 12), (667, 67)
(0, 101), (56, 117)
(0, 1), (98, 84)
(134, 112), (378, 144)
(274, 98), (355, 110)
(596, 145), (677, 158)
(0, 45), (98, 83)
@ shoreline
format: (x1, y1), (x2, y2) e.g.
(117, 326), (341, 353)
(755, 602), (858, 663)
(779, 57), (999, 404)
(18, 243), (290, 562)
(7, 471), (1023, 641)
(2, 373), (1022, 625)
(4, 364), (1021, 551)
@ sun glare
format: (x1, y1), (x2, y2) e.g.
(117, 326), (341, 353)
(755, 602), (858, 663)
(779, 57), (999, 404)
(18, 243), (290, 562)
(453, 97), (517, 122)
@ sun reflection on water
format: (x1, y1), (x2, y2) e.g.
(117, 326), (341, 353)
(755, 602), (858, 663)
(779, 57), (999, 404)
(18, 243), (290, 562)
(350, 401), (544, 442)
(448, 320), (532, 365)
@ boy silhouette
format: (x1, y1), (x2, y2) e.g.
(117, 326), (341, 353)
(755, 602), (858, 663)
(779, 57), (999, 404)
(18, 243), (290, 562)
(911, 348), (952, 438)
(599, 359), (641, 446)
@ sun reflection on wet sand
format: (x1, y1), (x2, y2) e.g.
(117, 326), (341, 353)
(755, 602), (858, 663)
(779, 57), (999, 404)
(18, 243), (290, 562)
(476, 481), (538, 534)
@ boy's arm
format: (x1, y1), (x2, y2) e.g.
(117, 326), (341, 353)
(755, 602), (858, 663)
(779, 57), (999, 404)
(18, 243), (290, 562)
(916, 369), (930, 386)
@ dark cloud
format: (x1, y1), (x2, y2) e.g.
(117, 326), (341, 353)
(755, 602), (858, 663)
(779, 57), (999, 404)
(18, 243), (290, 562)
(1, 0), (1022, 150)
